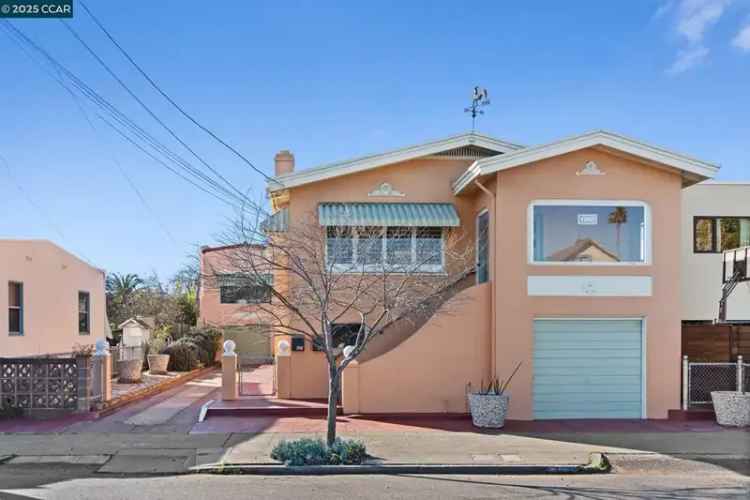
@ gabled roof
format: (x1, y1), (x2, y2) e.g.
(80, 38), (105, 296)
(117, 316), (154, 330)
(268, 132), (523, 193)
(547, 238), (620, 262)
(453, 130), (720, 194)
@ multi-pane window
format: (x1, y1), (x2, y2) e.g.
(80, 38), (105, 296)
(694, 217), (750, 253)
(326, 226), (444, 272)
(531, 202), (648, 264)
(8, 282), (23, 335)
(78, 291), (90, 335)
(219, 274), (273, 304)
(326, 227), (353, 264)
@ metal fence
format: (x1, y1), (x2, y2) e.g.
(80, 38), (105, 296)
(682, 355), (745, 409)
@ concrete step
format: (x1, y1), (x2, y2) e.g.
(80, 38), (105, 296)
(206, 398), (342, 417)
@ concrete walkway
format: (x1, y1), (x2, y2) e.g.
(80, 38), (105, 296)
(0, 426), (746, 474)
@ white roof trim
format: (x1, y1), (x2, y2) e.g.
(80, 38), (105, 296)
(452, 130), (719, 194)
(268, 132), (523, 192)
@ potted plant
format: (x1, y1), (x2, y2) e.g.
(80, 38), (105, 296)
(147, 328), (172, 375)
(467, 362), (522, 428)
(711, 376), (749, 427)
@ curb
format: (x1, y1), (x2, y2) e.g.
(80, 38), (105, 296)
(191, 453), (611, 476)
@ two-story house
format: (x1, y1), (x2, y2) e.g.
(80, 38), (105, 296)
(201, 131), (720, 420)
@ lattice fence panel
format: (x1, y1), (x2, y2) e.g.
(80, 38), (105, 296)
(0, 358), (78, 410)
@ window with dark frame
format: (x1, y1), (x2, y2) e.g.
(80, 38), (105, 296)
(312, 323), (361, 351)
(78, 291), (90, 335)
(218, 273), (273, 304)
(694, 216), (750, 253)
(8, 282), (23, 335)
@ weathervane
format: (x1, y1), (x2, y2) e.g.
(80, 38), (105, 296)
(464, 86), (490, 131)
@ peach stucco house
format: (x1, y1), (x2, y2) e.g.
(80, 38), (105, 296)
(201, 130), (720, 420)
(0, 240), (107, 357)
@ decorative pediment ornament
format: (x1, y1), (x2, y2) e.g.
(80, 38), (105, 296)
(576, 161), (606, 176)
(368, 182), (405, 197)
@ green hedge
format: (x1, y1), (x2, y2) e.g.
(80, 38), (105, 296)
(162, 327), (221, 371)
(271, 438), (367, 466)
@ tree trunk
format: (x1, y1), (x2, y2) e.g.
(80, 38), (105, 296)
(326, 369), (339, 447)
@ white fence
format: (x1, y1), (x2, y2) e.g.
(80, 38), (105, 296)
(682, 355), (747, 409)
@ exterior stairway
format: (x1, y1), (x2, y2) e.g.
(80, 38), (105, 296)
(357, 268), (477, 363)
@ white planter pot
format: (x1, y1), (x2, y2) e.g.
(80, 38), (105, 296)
(118, 359), (143, 383)
(711, 391), (750, 427)
(147, 354), (170, 375)
(468, 393), (509, 428)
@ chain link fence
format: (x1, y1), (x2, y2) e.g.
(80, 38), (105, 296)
(683, 356), (745, 409)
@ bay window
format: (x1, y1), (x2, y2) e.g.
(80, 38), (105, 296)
(326, 226), (444, 272)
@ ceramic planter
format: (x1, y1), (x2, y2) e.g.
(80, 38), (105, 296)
(117, 359), (143, 383)
(711, 391), (750, 427)
(468, 393), (509, 428)
(147, 354), (170, 375)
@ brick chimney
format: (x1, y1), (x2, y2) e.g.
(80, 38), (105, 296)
(274, 150), (295, 176)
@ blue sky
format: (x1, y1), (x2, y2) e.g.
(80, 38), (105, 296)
(1, 1), (749, 279)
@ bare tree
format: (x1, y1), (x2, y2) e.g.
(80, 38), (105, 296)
(204, 205), (474, 445)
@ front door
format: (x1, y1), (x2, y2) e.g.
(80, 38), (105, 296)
(476, 210), (489, 283)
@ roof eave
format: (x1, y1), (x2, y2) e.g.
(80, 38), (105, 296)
(267, 132), (523, 193)
(453, 130), (719, 194)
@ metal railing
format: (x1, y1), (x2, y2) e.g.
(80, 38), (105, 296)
(682, 355), (745, 409)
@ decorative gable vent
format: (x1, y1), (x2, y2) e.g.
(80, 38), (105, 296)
(432, 145), (500, 159)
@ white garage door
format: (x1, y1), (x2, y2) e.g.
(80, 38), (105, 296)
(533, 319), (644, 419)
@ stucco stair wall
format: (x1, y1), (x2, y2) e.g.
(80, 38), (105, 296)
(357, 270), (477, 363)
(344, 282), (491, 414)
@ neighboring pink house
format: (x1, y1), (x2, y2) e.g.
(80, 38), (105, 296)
(201, 131), (719, 420)
(0, 240), (107, 357)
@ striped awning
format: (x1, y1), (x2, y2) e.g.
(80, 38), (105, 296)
(318, 203), (460, 227)
(261, 208), (288, 232)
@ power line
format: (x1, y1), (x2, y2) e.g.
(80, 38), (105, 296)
(1, 20), (255, 211)
(1, 25), (180, 248)
(78, 0), (275, 184)
(0, 154), (95, 264)
(59, 20), (256, 205)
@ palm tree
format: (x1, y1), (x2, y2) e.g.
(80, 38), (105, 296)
(106, 273), (143, 302)
(608, 207), (628, 258)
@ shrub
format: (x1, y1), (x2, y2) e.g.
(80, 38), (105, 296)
(163, 342), (199, 371)
(270, 438), (367, 466)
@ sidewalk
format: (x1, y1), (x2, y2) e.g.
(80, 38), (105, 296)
(0, 425), (746, 474)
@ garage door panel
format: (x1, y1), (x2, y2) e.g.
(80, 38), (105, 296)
(534, 375), (641, 386)
(533, 319), (643, 419)
(534, 348), (642, 359)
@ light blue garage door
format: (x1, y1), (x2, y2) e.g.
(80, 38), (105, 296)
(533, 319), (643, 419)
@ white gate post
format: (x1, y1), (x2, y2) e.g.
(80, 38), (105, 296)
(738, 355), (744, 393)
(682, 355), (689, 411)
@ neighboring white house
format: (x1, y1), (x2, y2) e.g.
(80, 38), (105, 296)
(682, 181), (750, 322)
(118, 316), (154, 347)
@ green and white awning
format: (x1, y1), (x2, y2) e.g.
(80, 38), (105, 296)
(261, 208), (288, 232)
(318, 202), (460, 227)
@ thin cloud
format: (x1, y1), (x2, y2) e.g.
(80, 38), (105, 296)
(675, 0), (732, 44)
(662, 0), (733, 74)
(732, 23), (750, 51)
(667, 46), (710, 73)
